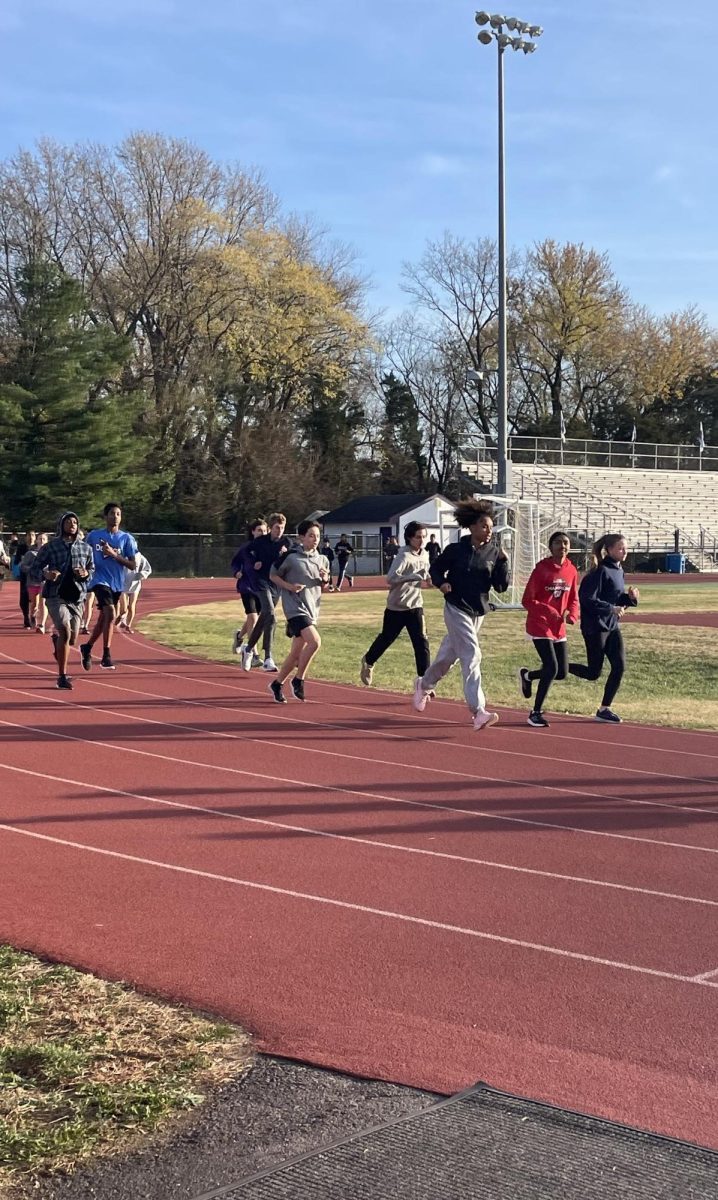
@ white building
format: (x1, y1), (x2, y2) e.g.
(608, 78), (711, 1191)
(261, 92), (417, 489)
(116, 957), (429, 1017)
(320, 493), (457, 574)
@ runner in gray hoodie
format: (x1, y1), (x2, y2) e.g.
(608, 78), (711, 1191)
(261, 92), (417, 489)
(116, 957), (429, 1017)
(360, 521), (431, 686)
(268, 520), (331, 703)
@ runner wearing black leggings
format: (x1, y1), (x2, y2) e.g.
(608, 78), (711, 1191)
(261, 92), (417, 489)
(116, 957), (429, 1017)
(518, 532), (579, 728)
(568, 533), (639, 724)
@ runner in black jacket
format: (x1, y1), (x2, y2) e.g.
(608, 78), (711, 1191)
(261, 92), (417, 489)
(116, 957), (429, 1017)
(568, 532), (639, 723)
(413, 500), (510, 731)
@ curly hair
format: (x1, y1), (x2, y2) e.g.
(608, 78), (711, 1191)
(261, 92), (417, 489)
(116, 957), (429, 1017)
(453, 499), (495, 528)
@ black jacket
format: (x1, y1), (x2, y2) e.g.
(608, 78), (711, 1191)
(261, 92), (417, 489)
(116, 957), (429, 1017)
(429, 536), (510, 616)
(578, 557), (637, 633)
(247, 533), (293, 585)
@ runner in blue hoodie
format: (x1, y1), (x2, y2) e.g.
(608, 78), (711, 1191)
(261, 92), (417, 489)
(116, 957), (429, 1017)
(568, 532), (639, 724)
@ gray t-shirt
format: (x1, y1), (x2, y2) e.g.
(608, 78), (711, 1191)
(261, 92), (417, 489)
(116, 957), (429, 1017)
(271, 547), (330, 623)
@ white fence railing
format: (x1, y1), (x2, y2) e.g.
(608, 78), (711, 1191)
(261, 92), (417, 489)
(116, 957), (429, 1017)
(462, 435), (718, 474)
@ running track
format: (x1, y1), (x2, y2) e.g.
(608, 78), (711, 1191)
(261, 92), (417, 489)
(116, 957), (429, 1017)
(1, 581), (717, 1149)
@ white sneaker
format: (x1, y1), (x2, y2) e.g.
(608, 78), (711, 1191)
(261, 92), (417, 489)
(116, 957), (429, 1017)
(473, 710), (499, 732)
(359, 657), (373, 686)
(412, 677), (429, 712)
(262, 656), (278, 672)
(232, 630), (243, 655)
(240, 646), (253, 673)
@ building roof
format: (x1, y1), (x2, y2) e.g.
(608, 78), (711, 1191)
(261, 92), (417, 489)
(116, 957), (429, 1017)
(321, 494), (444, 524)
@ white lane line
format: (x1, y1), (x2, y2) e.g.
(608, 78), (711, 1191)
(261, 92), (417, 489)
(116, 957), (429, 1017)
(1, 821), (717, 992)
(2, 759), (717, 909)
(123, 618), (718, 756)
(692, 966), (718, 982)
(3, 649), (717, 827)
(1, 703), (717, 860)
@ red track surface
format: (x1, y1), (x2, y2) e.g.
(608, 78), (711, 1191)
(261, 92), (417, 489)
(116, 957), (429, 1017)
(1, 579), (717, 1149)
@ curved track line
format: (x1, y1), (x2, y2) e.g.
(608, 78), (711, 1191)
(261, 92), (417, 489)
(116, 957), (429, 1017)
(2, 758), (715, 908)
(1, 821), (717, 991)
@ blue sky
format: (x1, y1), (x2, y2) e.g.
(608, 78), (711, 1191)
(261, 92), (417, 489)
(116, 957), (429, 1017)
(1, 0), (716, 322)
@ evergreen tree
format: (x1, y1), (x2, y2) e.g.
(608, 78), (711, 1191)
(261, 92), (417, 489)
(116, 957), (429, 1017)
(0, 261), (141, 526)
(378, 373), (427, 492)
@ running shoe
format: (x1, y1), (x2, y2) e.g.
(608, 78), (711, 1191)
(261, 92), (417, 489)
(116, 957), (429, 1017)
(473, 710), (500, 732)
(232, 630), (243, 655)
(80, 644), (92, 671)
(527, 711), (549, 728)
(240, 646), (253, 673)
(100, 652), (116, 671)
(347, 576), (354, 588)
(594, 707), (622, 724)
(359, 657), (373, 686)
(36, 625), (45, 635)
(262, 657), (278, 673)
(269, 680), (287, 704)
(518, 667), (532, 700)
(412, 677), (429, 713)
(56, 675), (73, 690)
(251, 652), (262, 668)
(80, 625), (89, 635)
(291, 677), (305, 702)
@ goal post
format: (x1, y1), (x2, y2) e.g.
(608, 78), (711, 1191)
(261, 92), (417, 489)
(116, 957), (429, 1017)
(489, 499), (558, 609)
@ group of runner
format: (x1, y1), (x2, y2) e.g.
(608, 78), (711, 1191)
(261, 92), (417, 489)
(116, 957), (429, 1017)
(0, 505), (151, 690)
(2, 496), (636, 720)
(228, 498), (637, 723)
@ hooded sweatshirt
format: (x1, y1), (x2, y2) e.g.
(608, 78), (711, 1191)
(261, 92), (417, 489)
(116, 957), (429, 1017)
(429, 536), (510, 617)
(386, 545), (430, 611)
(579, 556), (637, 633)
(522, 556), (579, 640)
(270, 546), (330, 623)
(34, 512), (95, 601)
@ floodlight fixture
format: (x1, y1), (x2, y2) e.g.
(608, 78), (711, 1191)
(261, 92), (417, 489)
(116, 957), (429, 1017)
(497, 32), (511, 47)
(477, 29), (494, 43)
(511, 38), (524, 50)
(522, 40), (536, 52)
(505, 16), (518, 29)
(529, 24), (543, 36)
(489, 13), (506, 27)
(475, 10), (491, 24)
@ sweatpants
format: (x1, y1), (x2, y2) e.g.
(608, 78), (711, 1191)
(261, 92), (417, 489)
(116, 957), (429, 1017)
(365, 608), (430, 676)
(527, 638), (569, 712)
(245, 583), (278, 659)
(568, 625), (626, 708)
(421, 602), (487, 715)
(336, 560), (351, 589)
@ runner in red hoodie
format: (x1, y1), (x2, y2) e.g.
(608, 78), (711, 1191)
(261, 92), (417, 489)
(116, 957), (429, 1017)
(518, 532), (579, 728)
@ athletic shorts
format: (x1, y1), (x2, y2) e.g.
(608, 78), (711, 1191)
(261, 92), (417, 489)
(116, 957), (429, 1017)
(286, 615), (314, 639)
(46, 598), (83, 638)
(240, 592), (260, 615)
(90, 584), (122, 609)
(27, 585), (42, 599)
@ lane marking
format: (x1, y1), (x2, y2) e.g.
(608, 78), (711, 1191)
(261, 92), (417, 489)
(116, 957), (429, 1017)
(1, 821), (717, 991)
(2, 759), (717, 909)
(692, 966), (718, 982)
(1, 705), (717, 860)
(3, 651), (718, 829)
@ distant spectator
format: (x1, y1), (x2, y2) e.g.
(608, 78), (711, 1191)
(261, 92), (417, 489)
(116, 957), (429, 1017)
(426, 534), (441, 565)
(320, 536), (335, 589)
(334, 535), (354, 591)
(14, 530), (37, 627)
(383, 535), (400, 571)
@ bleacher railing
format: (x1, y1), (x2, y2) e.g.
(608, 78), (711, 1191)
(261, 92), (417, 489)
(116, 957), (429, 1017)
(463, 435), (718, 475)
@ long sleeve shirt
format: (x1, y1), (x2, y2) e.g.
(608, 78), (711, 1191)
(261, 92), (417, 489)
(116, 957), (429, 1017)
(385, 545), (430, 611)
(522, 557), (579, 640)
(429, 536), (510, 617)
(578, 557), (637, 633)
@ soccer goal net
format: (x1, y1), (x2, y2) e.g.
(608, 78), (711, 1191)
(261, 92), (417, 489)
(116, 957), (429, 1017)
(489, 499), (559, 609)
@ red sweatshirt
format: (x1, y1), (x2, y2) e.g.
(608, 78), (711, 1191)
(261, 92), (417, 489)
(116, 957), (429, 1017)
(522, 556), (579, 640)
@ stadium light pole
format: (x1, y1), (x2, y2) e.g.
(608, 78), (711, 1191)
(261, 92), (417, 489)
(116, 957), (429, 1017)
(474, 11), (542, 497)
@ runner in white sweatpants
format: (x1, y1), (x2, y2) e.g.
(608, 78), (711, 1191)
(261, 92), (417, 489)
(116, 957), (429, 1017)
(413, 499), (510, 731)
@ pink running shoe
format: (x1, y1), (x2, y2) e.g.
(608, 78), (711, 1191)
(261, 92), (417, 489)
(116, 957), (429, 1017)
(412, 677), (429, 713)
(473, 710), (499, 732)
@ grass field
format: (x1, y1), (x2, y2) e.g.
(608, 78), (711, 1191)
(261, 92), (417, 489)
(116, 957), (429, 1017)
(140, 583), (718, 730)
(0, 947), (251, 1196)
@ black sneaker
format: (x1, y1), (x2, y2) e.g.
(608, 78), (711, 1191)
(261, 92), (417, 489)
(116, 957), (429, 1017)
(527, 710), (549, 728)
(100, 653), (116, 670)
(347, 576), (354, 588)
(56, 675), (73, 690)
(518, 668), (532, 700)
(80, 644), (92, 671)
(291, 678), (305, 702)
(595, 707), (622, 724)
(269, 681), (287, 704)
